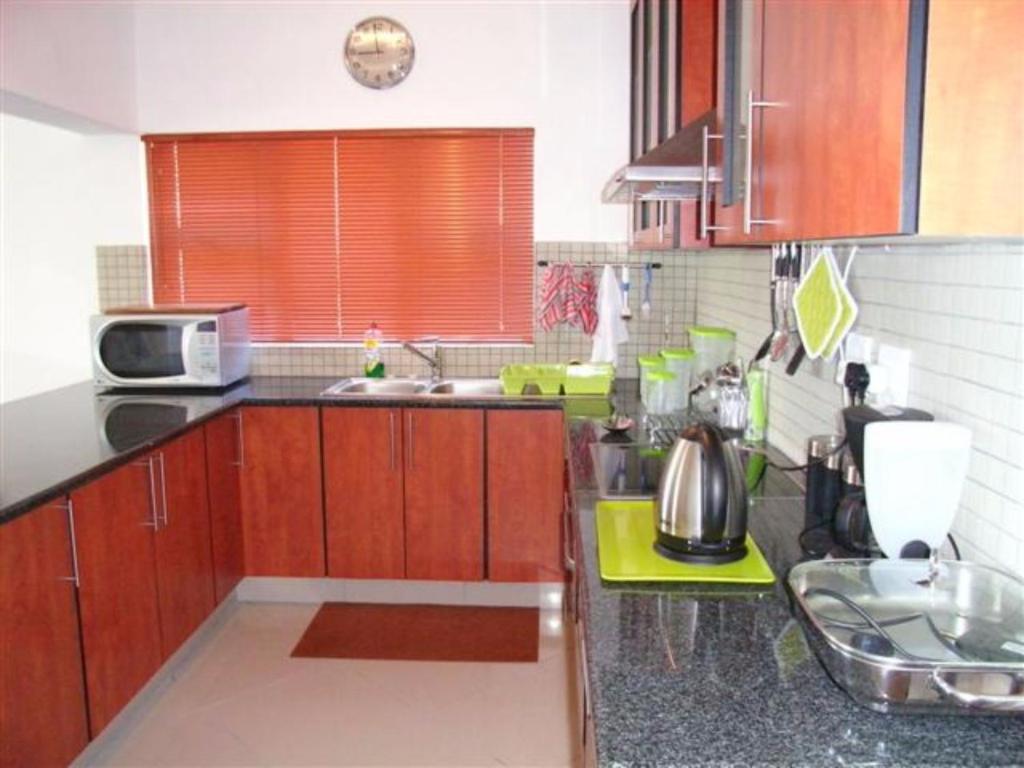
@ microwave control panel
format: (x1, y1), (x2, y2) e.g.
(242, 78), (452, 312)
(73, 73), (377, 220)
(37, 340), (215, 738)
(194, 320), (220, 377)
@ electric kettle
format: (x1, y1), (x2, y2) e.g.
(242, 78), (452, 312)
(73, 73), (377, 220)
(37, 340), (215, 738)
(655, 423), (749, 563)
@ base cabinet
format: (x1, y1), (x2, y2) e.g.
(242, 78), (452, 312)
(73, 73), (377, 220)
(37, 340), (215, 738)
(239, 406), (325, 577)
(487, 410), (566, 582)
(0, 503), (89, 768)
(404, 408), (485, 581)
(71, 460), (164, 736)
(323, 407), (406, 579)
(205, 410), (245, 602)
(151, 430), (216, 658)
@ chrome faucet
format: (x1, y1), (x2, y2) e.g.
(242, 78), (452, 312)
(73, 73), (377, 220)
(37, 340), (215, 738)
(401, 336), (444, 381)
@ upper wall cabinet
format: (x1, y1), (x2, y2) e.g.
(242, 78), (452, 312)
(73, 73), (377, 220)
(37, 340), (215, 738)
(627, 0), (717, 249)
(708, 0), (1024, 243)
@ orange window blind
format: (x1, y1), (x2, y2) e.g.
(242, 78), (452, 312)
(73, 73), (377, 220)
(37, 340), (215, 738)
(145, 129), (534, 343)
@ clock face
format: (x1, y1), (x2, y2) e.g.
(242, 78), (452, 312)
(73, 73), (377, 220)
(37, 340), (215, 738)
(344, 17), (415, 89)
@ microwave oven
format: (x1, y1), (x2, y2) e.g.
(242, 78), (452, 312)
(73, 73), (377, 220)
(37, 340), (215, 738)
(91, 304), (251, 388)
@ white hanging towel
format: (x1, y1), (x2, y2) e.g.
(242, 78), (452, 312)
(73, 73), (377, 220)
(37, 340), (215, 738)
(590, 265), (629, 366)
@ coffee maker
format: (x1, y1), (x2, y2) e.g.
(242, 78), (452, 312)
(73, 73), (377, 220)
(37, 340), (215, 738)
(804, 405), (933, 555)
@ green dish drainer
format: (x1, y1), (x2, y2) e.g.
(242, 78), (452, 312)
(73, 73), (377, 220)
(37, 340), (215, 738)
(563, 363), (615, 396)
(499, 364), (567, 395)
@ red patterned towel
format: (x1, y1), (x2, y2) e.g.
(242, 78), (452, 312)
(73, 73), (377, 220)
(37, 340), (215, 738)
(573, 268), (598, 336)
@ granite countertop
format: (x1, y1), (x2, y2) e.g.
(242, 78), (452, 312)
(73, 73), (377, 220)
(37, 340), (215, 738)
(0, 375), (563, 524)
(569, 390), (1024, 767)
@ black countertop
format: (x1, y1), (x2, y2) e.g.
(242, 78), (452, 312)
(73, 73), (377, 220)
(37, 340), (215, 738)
(0, 376), (563, 524)
(568, 390), (1024, 767)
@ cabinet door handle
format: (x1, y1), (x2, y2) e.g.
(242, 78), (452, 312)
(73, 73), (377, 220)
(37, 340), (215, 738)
(743, 89), (784, 234)
(700, 124), (727, 240)
(56, 499), (81, 588)
(157, 451), (169, 527)
(136, 458), (159, 529)
(562, 492), (576, 573)
(406, 412), (414, 470)
(231, 411), (244, 467)
(389, 410), (397, 471)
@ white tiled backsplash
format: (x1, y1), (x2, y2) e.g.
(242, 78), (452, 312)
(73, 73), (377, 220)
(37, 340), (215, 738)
(95, 242), (698, 379)
(694, 242), (1024, 577)
(94, 239), (1023, 575)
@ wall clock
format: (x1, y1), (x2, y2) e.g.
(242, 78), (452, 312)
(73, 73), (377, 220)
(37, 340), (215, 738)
(344, 17), (415, 89)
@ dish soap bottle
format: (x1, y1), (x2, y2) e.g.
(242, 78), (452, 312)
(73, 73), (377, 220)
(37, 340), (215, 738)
(363, 322), (385, 378)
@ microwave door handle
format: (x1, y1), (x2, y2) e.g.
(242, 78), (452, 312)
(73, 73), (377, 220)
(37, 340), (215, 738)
(180, 321), (200, 378)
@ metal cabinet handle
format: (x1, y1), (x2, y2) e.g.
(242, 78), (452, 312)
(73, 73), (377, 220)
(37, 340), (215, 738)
(389, 410), (397, 471)
(136, 458), (160, 529)
(931, 669), (1024, 712)
(406, 412), (414, 470)
(157, 451), (169, 526)
(743, 89), (784, 234)
(231, 411), (244, 467)
(562, 492), (576, 573)
(56, 499), (81, 588)
(700, 124), (727, 240)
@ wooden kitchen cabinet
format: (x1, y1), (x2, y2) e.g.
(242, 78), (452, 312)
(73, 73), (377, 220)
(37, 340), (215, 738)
(757, 0), (918, 241)
(917, 0), (1024, 236)
(205, 410), (245, 602)
(404, 408), (484, 581)
(709, 0), (1023, 243)
(322, 407), (406, 579)
(239, 406), (325, 577)
(71, 460), (164, 736)
(151, 430), (216, 658)
(629, 0), (716, 249)
(0, 503), (90, 768)
(487, 410), (566, 582)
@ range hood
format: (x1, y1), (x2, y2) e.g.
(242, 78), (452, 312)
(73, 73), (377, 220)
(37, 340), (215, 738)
(602, 111), (721, 204)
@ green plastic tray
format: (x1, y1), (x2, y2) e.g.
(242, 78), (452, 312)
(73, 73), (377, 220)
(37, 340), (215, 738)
(595, 500), (775, 584)
(499, 364), (566, 395)
(563, 363), (614, 396)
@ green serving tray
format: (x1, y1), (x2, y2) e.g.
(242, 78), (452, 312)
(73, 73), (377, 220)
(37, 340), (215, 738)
(595, 500), (775, 584)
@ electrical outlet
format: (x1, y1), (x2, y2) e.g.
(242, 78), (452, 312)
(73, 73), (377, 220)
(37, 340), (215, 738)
(835, 332), (876, 386)
(875, 344), (912, 407)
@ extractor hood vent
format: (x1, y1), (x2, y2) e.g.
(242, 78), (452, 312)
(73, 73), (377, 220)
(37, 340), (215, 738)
(602, 111), (720, 204)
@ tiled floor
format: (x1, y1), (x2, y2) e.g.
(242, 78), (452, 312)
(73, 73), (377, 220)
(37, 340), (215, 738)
(85, 602), (579, 767)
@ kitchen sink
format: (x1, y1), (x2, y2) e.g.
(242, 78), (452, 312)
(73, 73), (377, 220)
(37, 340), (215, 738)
(427, 378), (504, 397)
(321, 377), (431, 396)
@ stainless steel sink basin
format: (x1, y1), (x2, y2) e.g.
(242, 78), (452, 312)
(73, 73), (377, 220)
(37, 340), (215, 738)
(321, 377), (430, 396)
(427, 378), (504, 396)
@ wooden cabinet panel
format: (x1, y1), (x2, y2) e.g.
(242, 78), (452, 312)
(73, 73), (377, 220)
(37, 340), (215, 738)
(152, 431), (216, 658)
(72, 461), (163, 736)
(487, 410), (566, 582)
(758, 0), (915, 241)
(0, 503), (89, 768)
(205, 410), (245, 602)
(239, 406), (325, 577)
(323, 407), (405, 579)
(710, 0), (766, 246)
(404, 408), (484, 581)
(919, 0), (1024, 236)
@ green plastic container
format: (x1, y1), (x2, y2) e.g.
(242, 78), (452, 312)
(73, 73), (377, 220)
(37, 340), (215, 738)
(499, 364), (566, 395)
(659, 348), (695, 360)
(563, 363), (614, 396)
(688, 326), (737, 378)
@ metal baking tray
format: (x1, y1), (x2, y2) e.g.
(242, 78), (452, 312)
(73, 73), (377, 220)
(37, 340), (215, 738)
(788, 558), (1024, 715)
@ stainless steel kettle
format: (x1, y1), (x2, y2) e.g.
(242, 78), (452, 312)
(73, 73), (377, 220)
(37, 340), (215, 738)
(655, 423), (749, 563)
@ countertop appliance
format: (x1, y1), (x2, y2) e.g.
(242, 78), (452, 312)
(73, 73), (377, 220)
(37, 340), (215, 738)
(789, 558), (1024, 715)
(91, 304), (250, 389)
(832, 405), (934, 554)
(656, 423), (749, 564)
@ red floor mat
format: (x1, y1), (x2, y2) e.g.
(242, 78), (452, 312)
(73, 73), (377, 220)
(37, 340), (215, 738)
(291, 602), (540, 663)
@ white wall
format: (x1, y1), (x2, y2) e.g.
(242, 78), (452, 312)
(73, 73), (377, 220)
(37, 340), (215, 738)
(0, 114), (147, 403)
(0, 0), (138, 131)
(133, 0), (630, 242)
